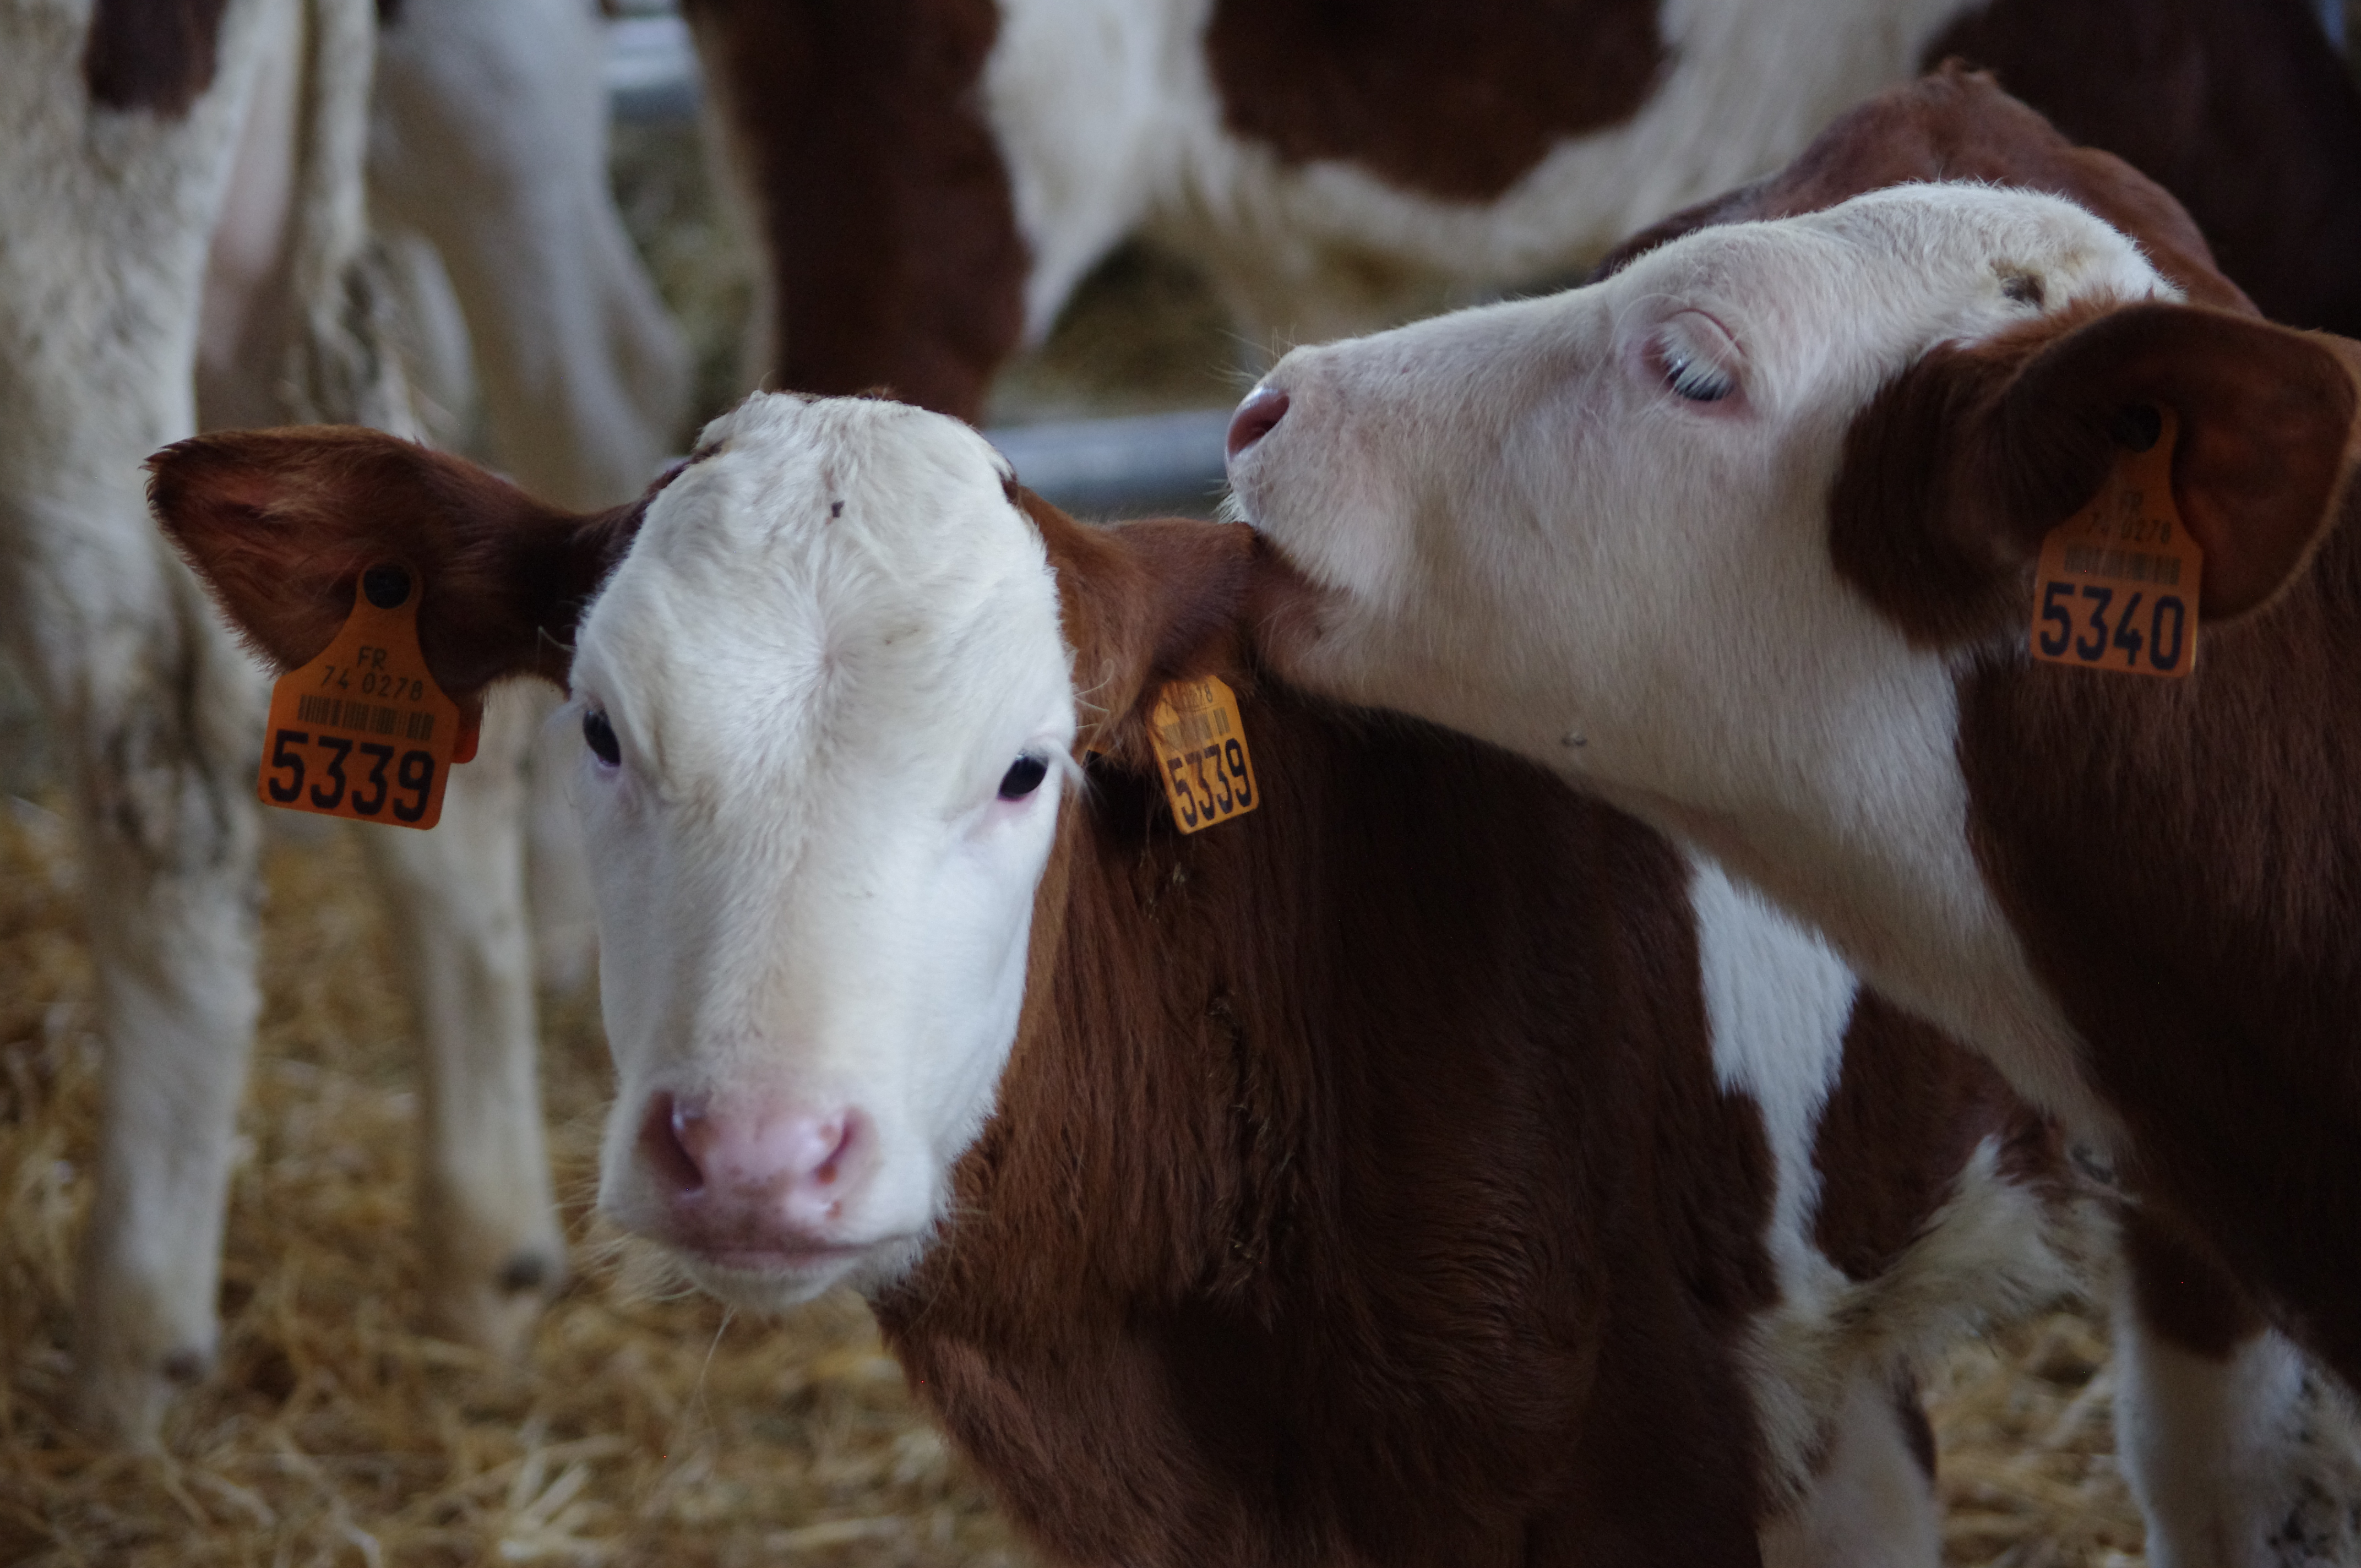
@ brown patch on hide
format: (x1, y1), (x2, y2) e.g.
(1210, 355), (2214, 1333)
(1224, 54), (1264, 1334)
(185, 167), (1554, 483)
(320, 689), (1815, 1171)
(1590, 64), (2250, 317)
(1812, 990), (2054, 1284)
(1206, 0), (1664, 202)
(683, 0), (1026, 422)
(84, 0), (233, 117)
(1924, 0), (2361, 336)
(147, 427), (662, 698)
(873, 502), (1789, 1562)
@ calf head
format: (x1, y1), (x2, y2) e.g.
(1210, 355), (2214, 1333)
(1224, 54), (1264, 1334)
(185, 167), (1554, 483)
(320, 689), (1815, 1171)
(153, 396), (1252, 1311)
(1228, 181), (2361, 853)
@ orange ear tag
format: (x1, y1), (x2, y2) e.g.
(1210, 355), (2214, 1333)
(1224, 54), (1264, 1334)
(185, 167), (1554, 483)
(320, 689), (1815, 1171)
(2030, 407), (2201, 679)
(1147, 676), (1259, 834)
(258, 564), (470, 830)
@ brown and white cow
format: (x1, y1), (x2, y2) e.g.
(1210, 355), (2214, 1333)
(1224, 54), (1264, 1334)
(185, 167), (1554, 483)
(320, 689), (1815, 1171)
(682, 0), (2361, 422)
(139, 395), (2155, 1565)
(1223, 64), (2361, 1555)
(0, 0), (684, 1444)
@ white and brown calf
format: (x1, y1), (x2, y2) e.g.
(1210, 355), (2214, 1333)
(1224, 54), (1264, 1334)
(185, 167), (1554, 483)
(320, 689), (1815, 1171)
(1226, 149), (2361, 1568)
(0, 0), (682, 1445)
(147, 394), (2158, 1564)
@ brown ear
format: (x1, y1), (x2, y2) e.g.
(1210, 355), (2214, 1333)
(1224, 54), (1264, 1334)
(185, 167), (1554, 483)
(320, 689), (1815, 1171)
(1008, 486), (1256, 750)
(149, 426), (657, 699)
(1834, 303), (2361, 638)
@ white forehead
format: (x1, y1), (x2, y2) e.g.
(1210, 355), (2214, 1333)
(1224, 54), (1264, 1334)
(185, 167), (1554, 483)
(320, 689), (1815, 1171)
(1612, 183), (2170, 353)
(573, 394), (1067, 790)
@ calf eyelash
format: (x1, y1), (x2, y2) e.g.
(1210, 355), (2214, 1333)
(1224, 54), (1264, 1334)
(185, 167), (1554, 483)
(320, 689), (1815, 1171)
(1663, 349), (1733, 403)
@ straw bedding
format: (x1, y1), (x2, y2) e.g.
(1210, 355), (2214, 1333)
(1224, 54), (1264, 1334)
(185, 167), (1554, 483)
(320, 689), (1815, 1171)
(0, 794), (2146, 1565)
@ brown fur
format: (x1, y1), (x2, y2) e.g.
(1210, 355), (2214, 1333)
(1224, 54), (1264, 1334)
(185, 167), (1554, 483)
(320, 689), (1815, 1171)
(1590, 64), (2250, 316)
(148, 429), (2076, 1562)
(1205, 0), (1663, 202)
(681, 0), (1027, 422)
(1924, 0), (2361, 336)
(84, 0), (233, 117)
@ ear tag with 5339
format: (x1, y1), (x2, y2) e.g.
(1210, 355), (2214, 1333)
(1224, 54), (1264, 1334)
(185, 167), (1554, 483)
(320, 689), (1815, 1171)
(1148, 676), (1258, 834)
(2030, 406), (2201, 679)
(258, 564), (475, 830)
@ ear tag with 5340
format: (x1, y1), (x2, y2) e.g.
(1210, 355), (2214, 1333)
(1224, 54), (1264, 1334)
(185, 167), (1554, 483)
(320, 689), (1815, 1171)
(2030, 406), (2201, 679)
(1147, 676), (1259, 834)
(258, 564), (476, 830)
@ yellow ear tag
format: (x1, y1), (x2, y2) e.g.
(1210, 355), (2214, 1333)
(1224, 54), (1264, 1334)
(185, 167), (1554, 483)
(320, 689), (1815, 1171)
(258, 564), (470, 830)
(2030, 407), (2201, 679)
(1147, 676), (1259, 834)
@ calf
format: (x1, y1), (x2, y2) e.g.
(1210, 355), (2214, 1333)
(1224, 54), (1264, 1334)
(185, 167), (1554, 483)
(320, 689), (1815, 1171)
(1223, 63), (2361, 1545)
(147, 397), (2124, 1565)
(683, 0), (2361, 421)
(0, 0), (680, 1444)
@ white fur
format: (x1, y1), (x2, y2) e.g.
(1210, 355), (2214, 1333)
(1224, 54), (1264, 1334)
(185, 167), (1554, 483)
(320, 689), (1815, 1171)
(1759, 1370), (1941, 1568)
(570, 395), (1075, 1311)
(1230, 184), (2176, 1137)
(975, 0), (1982, 352)
(2115, 1303), (2361, 1568)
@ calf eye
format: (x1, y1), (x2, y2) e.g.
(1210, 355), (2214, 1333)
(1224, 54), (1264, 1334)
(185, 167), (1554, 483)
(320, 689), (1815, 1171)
(998, 753), (1049, 800)
(1664, 349), (1732, 403)
(583, 709), (621, 767)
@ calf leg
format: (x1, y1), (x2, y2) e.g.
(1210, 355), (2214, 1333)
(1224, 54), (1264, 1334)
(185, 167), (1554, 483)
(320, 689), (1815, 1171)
(1759, 1370), (1941, 1568)
(369, 0), (687, 513)
(0, 0), (301, 1445)
(27, 558), (268, 1447)
(2116, 1212), (2361, 1568)
(353, 689), (565, 1357)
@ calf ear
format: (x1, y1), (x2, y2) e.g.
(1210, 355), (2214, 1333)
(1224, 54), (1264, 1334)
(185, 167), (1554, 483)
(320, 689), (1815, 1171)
(1995, 306), (2360, 618)
(1008, 486), (1256, 748)
(1836, 304), (2361, 635)
(149, 426), (656, 699)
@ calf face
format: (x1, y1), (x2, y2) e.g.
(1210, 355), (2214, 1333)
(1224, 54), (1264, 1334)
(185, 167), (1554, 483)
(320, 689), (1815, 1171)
(1230, 186), (2175, 798)
(564, 399), (1078, 1306)
(153, 396), (1241, 1313)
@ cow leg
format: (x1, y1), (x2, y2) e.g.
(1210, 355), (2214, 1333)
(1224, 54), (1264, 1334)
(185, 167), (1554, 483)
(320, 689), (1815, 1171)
(14, 540), (269, 1449)
(352, 688), (565, 1357)
(369, 0), (687, 513)
(2115, 1212), (2361, 1568)
(1759, 1370), (1941, 1568)
(0, 0), (300, 1446)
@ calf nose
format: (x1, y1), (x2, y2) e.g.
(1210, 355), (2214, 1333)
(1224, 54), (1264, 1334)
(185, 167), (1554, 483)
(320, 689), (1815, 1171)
(1227, 385), (1290, 458)
(638, 1090), (873, 1234)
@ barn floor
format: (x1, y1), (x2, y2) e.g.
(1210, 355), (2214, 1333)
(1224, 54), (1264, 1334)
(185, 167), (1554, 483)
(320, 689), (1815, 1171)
(0, 793), (2146, 1566)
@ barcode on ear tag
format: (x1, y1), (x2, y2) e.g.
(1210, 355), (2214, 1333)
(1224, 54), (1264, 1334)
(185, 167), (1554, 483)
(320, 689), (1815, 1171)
(257, 564), (465, 830)
(1148, 676), (1259, 834)
(2030, 407), (2201, 679)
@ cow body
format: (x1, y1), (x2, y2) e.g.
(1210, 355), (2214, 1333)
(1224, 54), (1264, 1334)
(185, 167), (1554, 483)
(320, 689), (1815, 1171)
(1227, 73), (2361, 1563)
(684, 0), (2361, 421)
(0, 0), (682, 1443)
